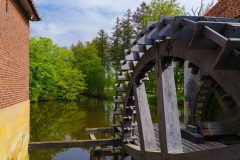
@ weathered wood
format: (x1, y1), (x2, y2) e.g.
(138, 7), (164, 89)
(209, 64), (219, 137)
(124, 143), (240, 160)
(86, 127), (114, 134)
(116, 85), (127, 92)
(90, 134), (97, 140)
(213, 38), (240, 70)
(203, 26), (228, 47)
(89, 134), (101, 151)
(113, 96), (125, 103)
(120, 16), (240, 160)
(169, 144), (240, 160)
(92, 148), (121, 157)
(29, 138), (122, 150)
(133, 82), (158, 154)
(181, 129), (204, 144)
(123, 144), (143, 160)
(155, 62), (183, 156)
(125, 52), (140, 61)
(184, 61), (196, 124)
(199, 122), (240, 137)
(117, 72), (130, 81)
(167, 40), (240, 106)
(182, 19), (197, 30)
(134, 123), (226, 153)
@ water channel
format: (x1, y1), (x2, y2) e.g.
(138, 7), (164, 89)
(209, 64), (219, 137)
(29, 98), (183, 159)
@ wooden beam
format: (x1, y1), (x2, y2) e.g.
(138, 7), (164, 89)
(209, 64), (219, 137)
(92, 148), (121, 157)
(29, 138), (122, 150)
(133, 82), (158, 156)
(123, 144), (143, 160)
(86, 127), (114, 134)
(203, 26), (228, 47)
(124, 144), (161, 160)
(155, 60), (183, 159)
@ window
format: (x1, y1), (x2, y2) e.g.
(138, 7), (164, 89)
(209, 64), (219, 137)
(6, 0), (8, 13)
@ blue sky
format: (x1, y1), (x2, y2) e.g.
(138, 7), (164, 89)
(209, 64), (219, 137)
(31, 0), (217, 47)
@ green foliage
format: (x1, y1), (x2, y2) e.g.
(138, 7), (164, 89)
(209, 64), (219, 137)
(141, 0), (184, 28)
(93, 30), (115, 92)
(72, 42), (105, 97)
(30, 37), (85, 101)
(30, 0), (185, 101)
(92, 29), (110, 72)
(173, 62), (184, 105)
(133, 2), (148, 30)
(121, 9), (135, 49)
(110, 0), (184, 70)
(110, 17), (124, 70)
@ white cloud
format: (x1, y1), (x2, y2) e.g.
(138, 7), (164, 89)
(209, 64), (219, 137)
(31, 0), (218, 47)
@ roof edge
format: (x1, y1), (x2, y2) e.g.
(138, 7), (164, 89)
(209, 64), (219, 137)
(19, 0), (41, 21)
(203, 1), (218, 16)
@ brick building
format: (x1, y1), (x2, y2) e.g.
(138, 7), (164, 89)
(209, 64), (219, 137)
(205, 0), (240, 19)
(0, 0), (39, 159)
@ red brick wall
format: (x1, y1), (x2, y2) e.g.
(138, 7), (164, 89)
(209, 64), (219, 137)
(205, 0), (240, 18)
(0, 0), (29, 108)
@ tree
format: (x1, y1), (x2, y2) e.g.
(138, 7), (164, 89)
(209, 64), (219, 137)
(189, 0), (214, 16)
(132, 2), (148, 30)
(141, 0), (184, 28)
(30, 37), (86, 101)
(121, 9), (135, 49)
(110, 17), (124, 70)
(72, 42), (105, 97)
(93, 29), (110, 72)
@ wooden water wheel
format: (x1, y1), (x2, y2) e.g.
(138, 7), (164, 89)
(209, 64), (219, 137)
(112, 16), (240, 160)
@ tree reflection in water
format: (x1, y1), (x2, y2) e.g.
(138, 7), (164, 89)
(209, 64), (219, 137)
(29, 98), (113, 160)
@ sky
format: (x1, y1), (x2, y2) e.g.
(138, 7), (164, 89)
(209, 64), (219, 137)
(30, 0), (217, 47)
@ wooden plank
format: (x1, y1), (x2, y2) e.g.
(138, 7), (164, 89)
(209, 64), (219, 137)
(181, 129), (204, 144)
(117, 72), (130, 81)
(182, 19), (197, 30)
(123, 144), (143, 160)
(169, 144), (240, 160)
(199, 122), (240, 137)
(133, 82), (158, 154)
(125, 52), (140, 61)
(167, 39), (240, 107)
(86, 127), (114, 134)
(29, 138), (122, 150)
(92, 148), (121, 157)
(89, 134), (101, 150)
(90, 134), (97, 140)
(134, 123), (226, 153)
(155, 61), (183, 157)
(113, 96), (125, 103)
(203, 26), (228, 47)
(184, 61), (199, 124)
(124, 144), (162, 160)
(124, 143), (240, 160)
(213, 38), (240, 70)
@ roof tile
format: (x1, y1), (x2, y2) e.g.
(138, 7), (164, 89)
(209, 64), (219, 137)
(205, 0), (240, 18)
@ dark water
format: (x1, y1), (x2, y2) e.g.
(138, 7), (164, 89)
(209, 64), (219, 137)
(29, 98), (113, 160)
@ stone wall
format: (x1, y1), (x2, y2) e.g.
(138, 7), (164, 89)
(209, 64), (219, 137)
(0, 101), (30, 159)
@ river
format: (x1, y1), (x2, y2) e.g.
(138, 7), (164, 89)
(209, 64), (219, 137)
(29, 98), (183, 160)
(29, 98), (114, 160)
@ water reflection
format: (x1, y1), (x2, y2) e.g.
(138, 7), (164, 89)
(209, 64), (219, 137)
(29, 98), (184, 159)
(29, 99), (113, 160)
